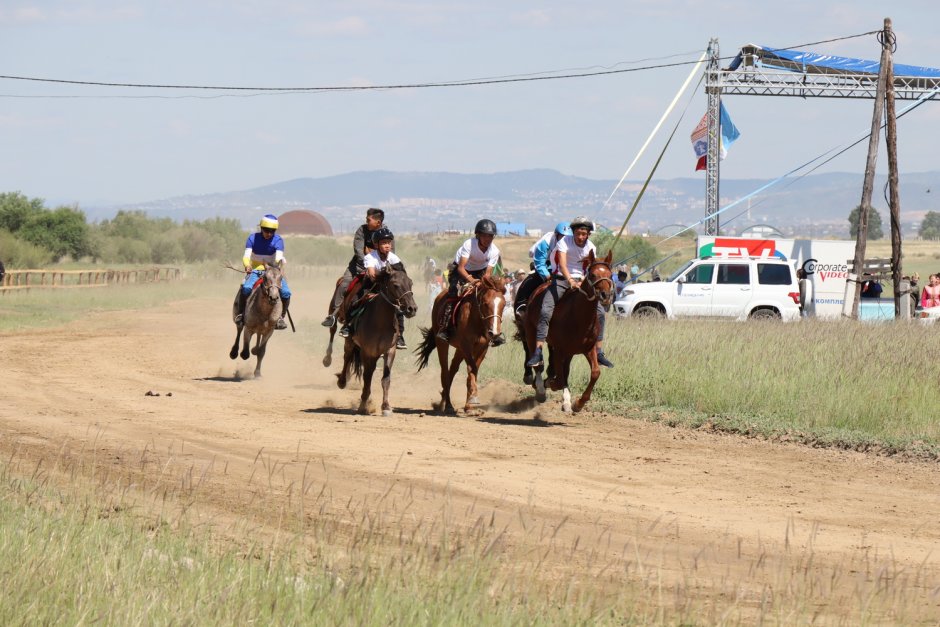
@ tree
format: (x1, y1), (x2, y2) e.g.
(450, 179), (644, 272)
(848, 205), (884, 240)
(18, 206), (92, 261)
(0, 192), (45, 233)
(919, 211), (940, 240)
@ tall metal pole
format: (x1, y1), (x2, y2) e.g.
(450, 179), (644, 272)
(705, 39), (721, 236)
(883, 18), (904, 319)
(850, 27), (890, 319)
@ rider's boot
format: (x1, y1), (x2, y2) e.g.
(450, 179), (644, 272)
(276, 296), (290, 330)
(596, 349), (615, 368)
(435, 303), (453, 342)
(234, 291), (248, 326)
(525, 346), (544, 368)
(321, 312), (336, 327)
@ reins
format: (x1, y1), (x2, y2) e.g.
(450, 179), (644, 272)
(574, 261), (614, 303)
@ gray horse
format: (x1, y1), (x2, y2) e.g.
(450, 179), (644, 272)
(230, 264), (283, 377)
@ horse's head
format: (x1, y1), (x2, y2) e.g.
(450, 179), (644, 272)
(584, 250), (615, 308)
(476, 275), (508, 346)
(379, 264), (417, 318)
(262, 264), (283, 304)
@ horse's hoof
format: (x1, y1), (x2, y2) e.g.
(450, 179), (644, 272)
(254, 371), (262, 379)
(467, 396), (481, 406)
(229, 349), (238, 360)
(572, 401), (585, 413)
(523, 372), (534, 386)
(382, 409), (393, 417)
(357, 405), (370, 416)
(337, 377), (346, 390)
(562, 389), (572, 413)
(240, 351), (250, 360)
(250, 347), (259, 356)
(322, 355), (332, 367)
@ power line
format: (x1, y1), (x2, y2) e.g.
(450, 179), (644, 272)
(0, 31), (879, 94)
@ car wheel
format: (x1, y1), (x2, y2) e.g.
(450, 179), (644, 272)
(633, 305), (665, 319)
(749, 308), (781, 320)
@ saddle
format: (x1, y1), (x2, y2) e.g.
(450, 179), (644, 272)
(443, 284), (477, 326)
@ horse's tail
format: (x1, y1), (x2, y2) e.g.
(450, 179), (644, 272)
(415, 326), (436, 371)
(352, 344), (363, 380)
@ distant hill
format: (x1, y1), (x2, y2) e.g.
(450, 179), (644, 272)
(86, 168), (940, 237)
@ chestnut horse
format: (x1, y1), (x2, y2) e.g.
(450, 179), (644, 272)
(230, 263), (283, 377)
(336, 265), (417, 416)
(415, 276), (507, 414)
(518, 251), (614, 413)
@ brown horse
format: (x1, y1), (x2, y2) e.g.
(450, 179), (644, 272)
(415, 275), (507, 414)
(336, 265), (417, 416)
(230, 264), (283, 377)
(518, 251), (613, 413)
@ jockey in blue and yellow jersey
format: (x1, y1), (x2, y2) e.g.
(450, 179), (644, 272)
(236, 213), (292, 330)
(512, 221), (571, 316)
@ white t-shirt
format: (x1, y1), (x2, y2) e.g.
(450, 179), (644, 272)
(551, 235), (597, 280)
(364, 250), (402, 271)
(454, 238), (500, 273)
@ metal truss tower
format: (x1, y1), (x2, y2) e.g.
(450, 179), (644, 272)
(704, 41), (940, 229)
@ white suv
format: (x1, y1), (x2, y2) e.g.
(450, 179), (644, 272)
(613, 257), (801, 321)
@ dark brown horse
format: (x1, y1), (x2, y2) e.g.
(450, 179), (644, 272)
(415, 275), (507, 414)
(230, 264), (283, 377)
(336, 265), (417, 416)
(518, 251), (613, 413)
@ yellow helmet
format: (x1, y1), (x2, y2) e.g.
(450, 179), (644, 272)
(259, 214), (279, 230)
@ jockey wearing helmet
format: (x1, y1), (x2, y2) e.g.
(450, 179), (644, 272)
(436, 219), (500, 342)
(513, 220), (572, 316)
(524, 216), (613, 369)
(323, 208), (385, 329)
(337, 227), (408, 349)
(236, 213), (291, 330)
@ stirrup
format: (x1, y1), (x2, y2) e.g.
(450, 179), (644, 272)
(435, 328), (450, 342)
(396, 335), (407, 349)
(339, 325), (351, 338)
(321, 315), (336, 327)
(234, 313), (244, 326)
(275, 317), (287, 330)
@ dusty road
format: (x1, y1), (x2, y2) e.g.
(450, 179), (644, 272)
(2, 285), (939, 618)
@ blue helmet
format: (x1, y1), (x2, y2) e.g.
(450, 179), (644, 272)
(554, 221), (572, 237)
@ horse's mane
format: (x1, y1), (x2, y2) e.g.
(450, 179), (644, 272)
(479, 275), (505, 292)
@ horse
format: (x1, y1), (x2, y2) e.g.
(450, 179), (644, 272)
(415, 275), (507, 415)
(518, 250), (613, 413)
(322, 274), (345, 367)
(336, 265), (417, 416)
(230, 263), (283, 377)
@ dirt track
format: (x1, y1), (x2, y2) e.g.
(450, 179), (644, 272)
(3, 286), (940, 616)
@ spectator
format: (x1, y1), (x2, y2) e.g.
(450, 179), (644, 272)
(921, 273), (940, 309)
(612, 267), (629, 297)
(860, 273), (882, 299)
(797, 268), (813, 317)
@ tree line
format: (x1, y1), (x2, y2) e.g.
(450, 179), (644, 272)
(0, 192), (245, 268)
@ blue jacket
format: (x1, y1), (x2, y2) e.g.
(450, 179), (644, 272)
(531, 233), (559, 279)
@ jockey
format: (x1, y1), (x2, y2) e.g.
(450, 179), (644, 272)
(436, 219), (500, 342)
(525, 216), (614, 369)
(322, 207), (384, 329)
(338, 227), (408, 350)
(236, 213), (291, 330)
(513, 221), (571, 315)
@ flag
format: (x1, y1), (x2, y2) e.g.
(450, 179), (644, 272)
(691, 103), (741, 171)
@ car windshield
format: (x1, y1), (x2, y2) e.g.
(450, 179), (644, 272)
(667, 260), (695, 282)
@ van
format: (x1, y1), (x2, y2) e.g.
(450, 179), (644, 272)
(613, 257), (802, 321)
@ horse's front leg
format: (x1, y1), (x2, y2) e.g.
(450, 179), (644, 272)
(463, 341), (488, 412)
(573, 351), (602, 413)
(433, 341), (458, 415)
(380, 350), (395, 417)
(252, 332), (273, 378)
(229, 324), (244, 360)
(239, 330), (252, 360)
(337, 338), (355, 389)
(358, 355), (379, 415)
(323, 323), (337, 367)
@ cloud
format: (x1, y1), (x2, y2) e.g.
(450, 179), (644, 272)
(296, 15), (370, 37)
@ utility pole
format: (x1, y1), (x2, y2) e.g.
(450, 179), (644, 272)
(883, 18), (905, 319)
(704, 39), (721, 236)
(850, 21), (891, 319)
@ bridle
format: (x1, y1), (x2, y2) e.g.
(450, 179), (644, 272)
(376, 273), (413, 313)
(472, 281), (503, 327)
(261, 269), (282, 303)
(574, 261), (614, 304)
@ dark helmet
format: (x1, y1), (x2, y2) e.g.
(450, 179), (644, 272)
(371, 227), (394, 246)
(474, 219), (497, 236)
(569, 216), (594, 233)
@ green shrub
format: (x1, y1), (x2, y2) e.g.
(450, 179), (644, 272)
(0, 229), (53, 268)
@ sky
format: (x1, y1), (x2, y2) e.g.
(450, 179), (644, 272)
(1, 0), (939, 207)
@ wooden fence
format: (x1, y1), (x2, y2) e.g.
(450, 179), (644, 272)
(0, 267), (182, 293)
